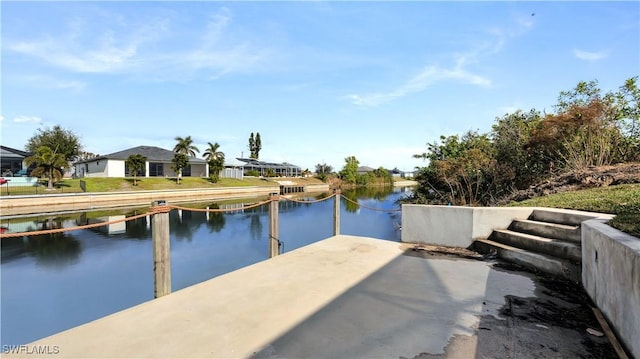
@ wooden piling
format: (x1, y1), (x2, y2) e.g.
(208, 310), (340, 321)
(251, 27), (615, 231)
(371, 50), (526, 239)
(333, 189), (341, 236)
(152, 201), (171, 298)
(269, 193), (280, 258)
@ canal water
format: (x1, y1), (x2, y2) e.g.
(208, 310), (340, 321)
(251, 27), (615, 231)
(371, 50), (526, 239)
(1, 186), (410, 346)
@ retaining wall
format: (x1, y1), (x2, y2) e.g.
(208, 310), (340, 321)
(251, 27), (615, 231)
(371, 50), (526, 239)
(0, 186), (281, 216)
(582, 220), (640, 359)
(400, 204), (535, 247)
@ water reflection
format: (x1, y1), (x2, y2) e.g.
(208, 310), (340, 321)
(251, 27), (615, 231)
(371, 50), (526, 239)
(1, 217), (82, 268)
(205, 205), (226, 233)
(1, 187), (411, 346)
(26, 233), (82, 269)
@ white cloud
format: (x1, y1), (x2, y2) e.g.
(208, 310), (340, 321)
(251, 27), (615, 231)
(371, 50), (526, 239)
(4, 7), (270, 80)
(346, 64), (491, 107)
(13, 116), (42, 124)
(346, 13), (534, 107)
(573, 49), (608, 61)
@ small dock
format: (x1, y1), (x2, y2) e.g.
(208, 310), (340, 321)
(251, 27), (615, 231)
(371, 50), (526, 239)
(8, 235), (615, 358)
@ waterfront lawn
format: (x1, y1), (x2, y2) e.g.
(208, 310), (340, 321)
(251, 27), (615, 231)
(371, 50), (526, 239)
(508, 183), (640, 237)
(0, 176), (326, 196)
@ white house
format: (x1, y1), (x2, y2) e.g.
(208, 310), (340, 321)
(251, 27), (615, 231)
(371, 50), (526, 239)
(73, 146), (208, 178)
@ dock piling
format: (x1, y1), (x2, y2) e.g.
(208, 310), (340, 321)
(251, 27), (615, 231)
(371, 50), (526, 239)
(151, 200), (171, 298)
(269, 193), (280, 258)
(333, 189), (341, 236)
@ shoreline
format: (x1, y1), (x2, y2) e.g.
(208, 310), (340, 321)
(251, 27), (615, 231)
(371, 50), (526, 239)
(0, 181), (417, 216)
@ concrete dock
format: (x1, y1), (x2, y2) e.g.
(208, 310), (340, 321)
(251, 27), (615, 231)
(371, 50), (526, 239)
(6, 235), (614, 358)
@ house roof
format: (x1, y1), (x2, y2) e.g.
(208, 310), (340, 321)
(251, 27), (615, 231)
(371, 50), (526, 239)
(75, 146), (206, 164)
(357, 166), (375, 173)
(0, 146), (32, 159)
(236, 157), (301, 170)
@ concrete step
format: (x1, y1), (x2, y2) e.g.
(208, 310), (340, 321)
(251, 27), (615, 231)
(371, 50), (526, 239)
(490, 229), (582, 262)
(529, 209), (597, 227)
(509, 219), (581, 243)
(473, 239), (581, 282)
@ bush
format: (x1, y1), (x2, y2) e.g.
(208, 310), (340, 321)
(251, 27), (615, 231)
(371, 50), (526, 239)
(245, 170), (260, 177)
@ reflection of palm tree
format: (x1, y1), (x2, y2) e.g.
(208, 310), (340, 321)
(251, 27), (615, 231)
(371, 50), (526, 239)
(25, 233), (82, 269)
(206, 205), (226, 233)
(171, 211), (194, 241)
(126, 215), (152, 239)
(250, 215), (263, 240)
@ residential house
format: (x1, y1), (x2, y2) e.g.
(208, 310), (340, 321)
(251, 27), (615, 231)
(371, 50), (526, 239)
(237, 158), (302, 177)
(73, 146), (208, 178)
(356, 166), (375, 175)
(1, 146), (31, 176)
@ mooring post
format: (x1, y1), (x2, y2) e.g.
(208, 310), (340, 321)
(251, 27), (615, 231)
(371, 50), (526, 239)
(151, 200), (171, 298)
(333, 189), (341, 236)
(269, 193), (280, 258)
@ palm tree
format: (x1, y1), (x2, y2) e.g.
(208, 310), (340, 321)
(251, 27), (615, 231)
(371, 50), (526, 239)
(25, 146), (69, 190)
(203, 142), (225, 182)
(173, 136), (199, 182)
(173, 136), (199, 157)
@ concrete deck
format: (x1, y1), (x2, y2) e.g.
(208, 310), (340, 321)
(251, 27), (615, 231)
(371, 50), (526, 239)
(6, 235), (614, 358)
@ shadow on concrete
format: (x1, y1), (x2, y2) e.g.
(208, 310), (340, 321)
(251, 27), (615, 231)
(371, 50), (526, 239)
(250, 250), (615, 359)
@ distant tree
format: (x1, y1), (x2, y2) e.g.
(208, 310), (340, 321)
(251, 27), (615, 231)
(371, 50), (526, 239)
(125, 154), (147, 186)
(76, 151), (99, 161)
(171, 153), (189, 184)
(315, 162), (333, 181)
(373, 167), (393, 185)
(26, 125), (82, 166)
(173, 136), (199, 157)
(248, 132), (262, 159)
(255, 132), (262, 159)
(339, 156), (359, 184)
(25, 146), (69, 190)
(203, 142), (225, 182)
(248, 133), (256, 159)
(613, 76), (640, 161)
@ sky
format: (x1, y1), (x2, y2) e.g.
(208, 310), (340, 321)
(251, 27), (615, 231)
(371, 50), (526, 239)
(1, 1), (639, 173)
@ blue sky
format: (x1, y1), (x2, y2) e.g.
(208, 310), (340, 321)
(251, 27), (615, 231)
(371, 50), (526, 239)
(2, 1), (638, 172)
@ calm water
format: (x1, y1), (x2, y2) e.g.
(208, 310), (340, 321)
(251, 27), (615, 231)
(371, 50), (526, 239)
(1, 186), (410, 345)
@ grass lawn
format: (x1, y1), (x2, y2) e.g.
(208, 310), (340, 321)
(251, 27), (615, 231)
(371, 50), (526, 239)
(0, 176), (326, 196)
(508, 183), (640, 237)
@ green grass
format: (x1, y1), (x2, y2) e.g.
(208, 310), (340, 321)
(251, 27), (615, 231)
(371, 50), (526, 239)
(508, 183), (640, 237)
(0, 176), (326, 196)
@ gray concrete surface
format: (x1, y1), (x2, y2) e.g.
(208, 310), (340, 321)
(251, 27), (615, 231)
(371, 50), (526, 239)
(582, 219), (640, 359)
(401, 205), (535, 247)
(5, 235), (614, 358)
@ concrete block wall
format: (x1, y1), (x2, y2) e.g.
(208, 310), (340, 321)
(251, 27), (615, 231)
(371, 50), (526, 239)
(400, 204), (534, 247)
(582, 219), (640, 359)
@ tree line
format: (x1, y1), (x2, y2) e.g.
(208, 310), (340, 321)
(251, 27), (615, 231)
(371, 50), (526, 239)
(314, 156), (394, 187)
(20, 127), (262, 187)
(410, 76), (640, 206)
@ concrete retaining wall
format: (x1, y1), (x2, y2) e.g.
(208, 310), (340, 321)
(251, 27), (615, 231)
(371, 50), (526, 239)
(401, 204), (535, 247)
(582, 220), (640, 359)
(0, 186), (281, 216)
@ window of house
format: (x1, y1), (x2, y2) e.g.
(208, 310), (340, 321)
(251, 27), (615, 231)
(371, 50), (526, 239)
(182, 165), (192, 177)
(149, 163), (164, 177)
(125, 164), (146, 177)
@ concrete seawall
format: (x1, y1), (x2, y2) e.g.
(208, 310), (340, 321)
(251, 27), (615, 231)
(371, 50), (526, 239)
(0, 186), (284, 216)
